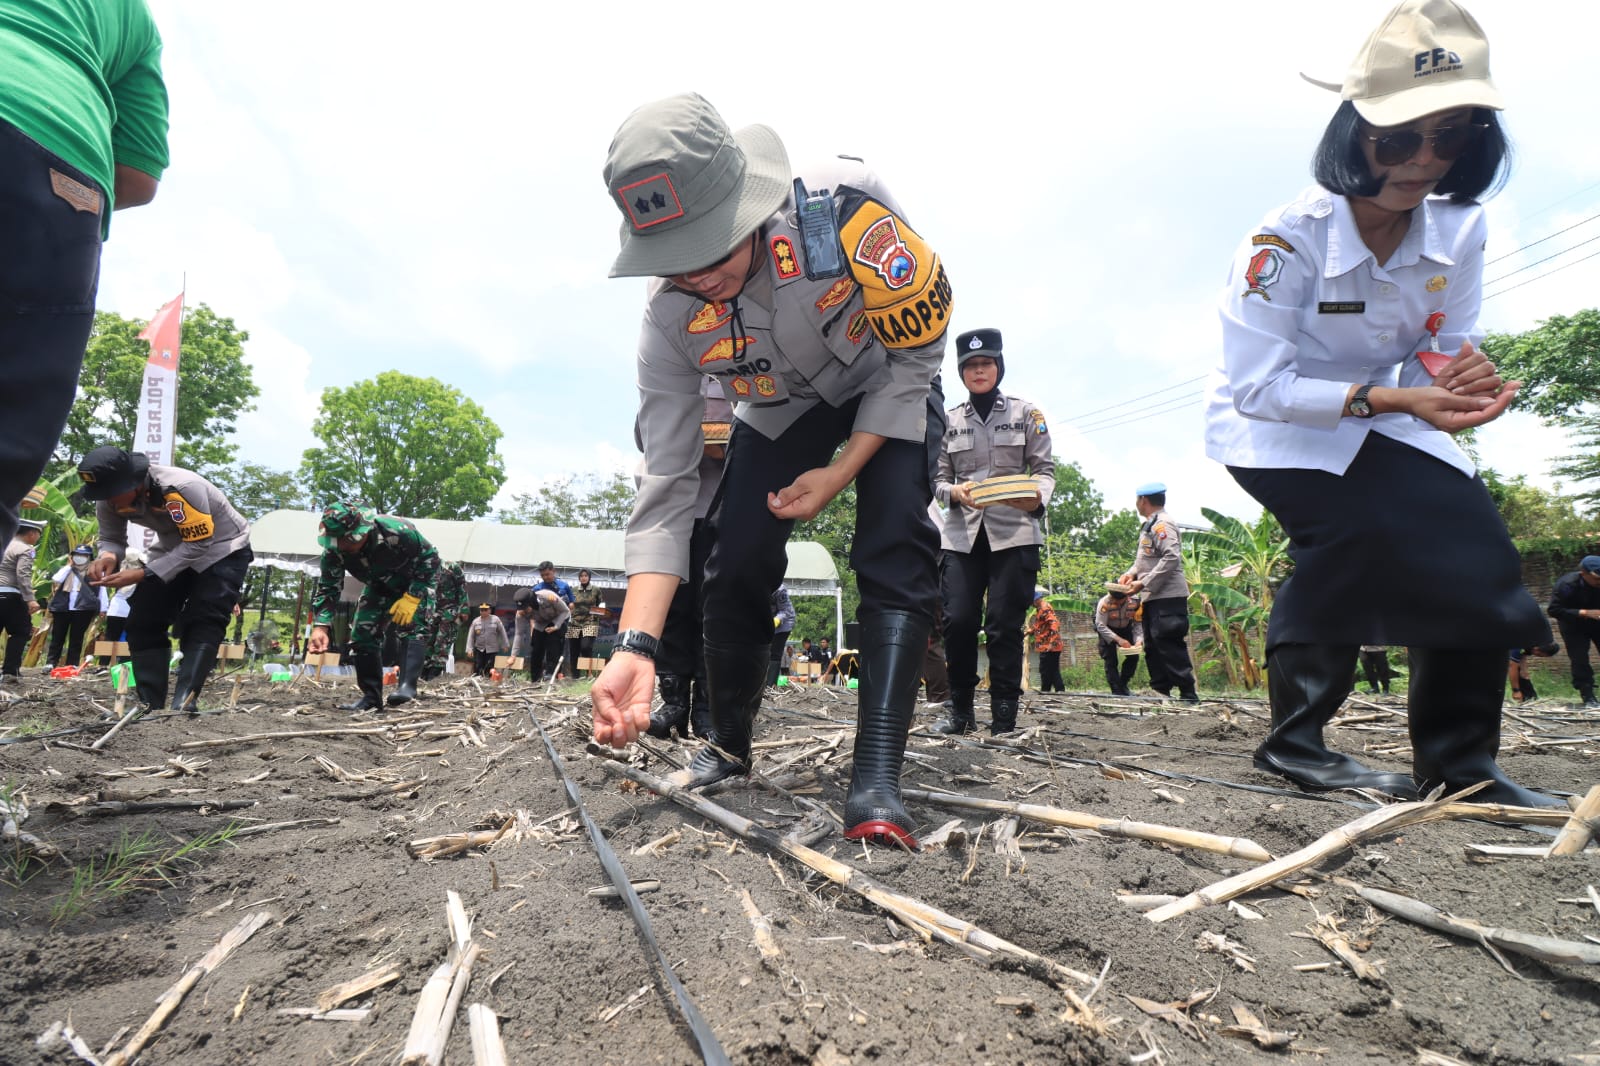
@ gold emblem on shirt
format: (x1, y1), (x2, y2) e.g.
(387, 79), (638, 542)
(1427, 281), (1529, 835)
(1426, 275), (1448, 293)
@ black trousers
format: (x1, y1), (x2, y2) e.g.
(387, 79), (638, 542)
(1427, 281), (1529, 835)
(768, 629), (791, 685)
(1140, 597), (1195, 696)
(1557, 618), (1600, 697)
(1038, 650), (1064, 692)
(0, 592), (32, 675)
(1359, 648), (1393, 692)
(473, 649), (494, 677)
(526, 624), (566, 681)
(942, 531), (1038, 700)
(47, 608), (95, 667)
(564, 631), (596, 677)
(1098, 636), (1139, 695)
(703, 397), (937, 645)
(0, 120), (104, 547)
(659, 517), (713, 678)
(125, 547), (253, 654)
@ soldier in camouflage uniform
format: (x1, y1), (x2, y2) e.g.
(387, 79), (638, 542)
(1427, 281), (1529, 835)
(306, 502), (439, 711)
(424, 561), (468, 679)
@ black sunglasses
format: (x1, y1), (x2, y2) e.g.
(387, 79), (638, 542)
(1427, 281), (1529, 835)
(1364, 123), (1488, 167)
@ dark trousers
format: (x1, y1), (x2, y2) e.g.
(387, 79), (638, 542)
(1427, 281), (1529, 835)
(1557, 618), (1600, 697)
(1140, 597), (1196, 696)
(703, 398), (937, 645)
(124, 547), (253, 654)
(565, 631), (596, 677)
(0, 120), (104, 547)
(941, 532), (1037, 700)
(1359, 648), (1393, 693)
(1038, 650), (1065, 692)
(0, 592), (32, 675)
(473, 649), (494, 677)
(526, 624), (566, 681)
(768, 629), (791, 686)
(659, 518), (712, 679)
(47, 608), (95, 667)
(1098, 634), (1139, 695)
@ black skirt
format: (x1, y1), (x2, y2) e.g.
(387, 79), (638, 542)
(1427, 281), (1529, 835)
(1229, 432), (1550, 652)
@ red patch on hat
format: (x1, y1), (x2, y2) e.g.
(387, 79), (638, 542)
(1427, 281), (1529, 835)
(617, 173), (684, 231)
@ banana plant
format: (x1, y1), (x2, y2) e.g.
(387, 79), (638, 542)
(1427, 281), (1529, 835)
(19, 469), (100, 604)
(1183, 507), (1291, 691)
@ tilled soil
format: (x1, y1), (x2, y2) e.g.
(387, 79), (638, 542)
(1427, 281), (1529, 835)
(1, 671), (1597, 1066)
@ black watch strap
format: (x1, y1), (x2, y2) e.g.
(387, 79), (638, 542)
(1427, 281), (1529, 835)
(1348, 384), (1375, 419)
(612, 629), (660, 660)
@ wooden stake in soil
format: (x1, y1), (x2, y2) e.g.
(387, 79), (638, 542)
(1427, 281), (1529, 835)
(1545, 784), (1600, 856)
(103, 910), (273, 1066)
(903, 788), (1273, 862)
(594, 754), (1105, 1032)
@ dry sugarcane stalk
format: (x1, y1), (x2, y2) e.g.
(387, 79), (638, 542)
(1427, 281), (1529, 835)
(594, 756), (1104, 1032)
(229, 817), (340, 839)
(740, 888), (782, 961)
(467, 1003), (508, 1066)
(400, 960), (457, 1064)
(407, 821), (513, 861)
(1358, 886), (1600, 969)
(902, 788), (1273, 862)
(1546, 784), (1600, 856)
(1147, 785), (1501, 923)
(104, 910), (273, 1066)
(317, 963), (402, 1012)
(424, 942), (481, 1066)
(177, 725), (397, 749)
(1465, 844), (1554, 857)
(446, 889), (473, 958)
(1, 793), (59, 860)
(586, 880), (660, 898)
(89, 704), (146, 751)
(1303, 913), (1384, 983)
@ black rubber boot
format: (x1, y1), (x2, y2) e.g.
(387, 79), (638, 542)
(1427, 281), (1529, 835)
(339, 650), (384, 711)
(170, 643), (220, 714)
(131, 647), (172, 711)
(1255, 644), (1419, 797)
(645, 673), (691, 739)
(989, 696), (1019, 736)
(667, 640), (767, 790)
(933, 689), (977, 735)
(843, 611), (928, 848)
(689, 669), (711, 739)
(387, 641), (428, 707)
(1409, 648), (1563, 807)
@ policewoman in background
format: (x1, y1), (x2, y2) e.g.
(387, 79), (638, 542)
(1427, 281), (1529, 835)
(589, 93), (951, 847)
(1206, 0), (1558, 806)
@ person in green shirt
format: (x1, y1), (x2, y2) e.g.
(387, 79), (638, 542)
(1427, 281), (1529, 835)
(0, 0), (170, 549)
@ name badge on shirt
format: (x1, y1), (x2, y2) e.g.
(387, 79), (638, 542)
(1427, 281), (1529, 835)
(1317, 301), (1366, 314)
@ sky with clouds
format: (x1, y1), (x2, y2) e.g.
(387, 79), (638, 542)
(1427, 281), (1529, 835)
(96, 0), (1600, 530)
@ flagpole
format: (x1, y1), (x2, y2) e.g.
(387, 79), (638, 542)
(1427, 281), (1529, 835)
(172, 273), (186, 461)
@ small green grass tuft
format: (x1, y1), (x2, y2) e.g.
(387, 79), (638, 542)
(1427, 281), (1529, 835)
(49, 823), (239, 925)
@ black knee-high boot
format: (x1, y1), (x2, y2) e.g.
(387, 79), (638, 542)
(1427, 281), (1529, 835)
(1408, 648), (1562, 807)
(131, 647), (172, 711)
(387, 640), (427, 707)
(667, 639), (767, 789)
(844, 611), (928, 847)
(339, 649), (384, 711)
(1255, 644), (1418, 797)
(170, 643), (220, 713)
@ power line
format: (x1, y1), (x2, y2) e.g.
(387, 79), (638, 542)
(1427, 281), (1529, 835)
(1485, 211), (1600, 268)
(1073, 389), (1203, 432)
(1484, 231), (1600, 285)
(1075, 395), (1204, 435)
(1483, 247), (1600, 302)
(1059, 375), (1207, 426)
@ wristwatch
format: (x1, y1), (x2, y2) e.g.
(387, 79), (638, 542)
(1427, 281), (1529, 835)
(1347, 384), (1375, 419)
(612, 629), (660, 660)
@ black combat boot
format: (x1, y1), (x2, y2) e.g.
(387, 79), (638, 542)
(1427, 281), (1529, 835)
(843, 612), (928, 847)
(689, 668), (711, 739)
(1255, 644), (1418, 797)
(989, 696), (1019, 736)
(933, 689), (977, 735)
(170, 643), (220, 714)
(645, 673), (691, 739)
(339, 649), (384, 711)
(1409, 648), (1563, 807)
(387, 641), (428, 707)
(131, 647), (172, 711)
(667, 639), (767, 790)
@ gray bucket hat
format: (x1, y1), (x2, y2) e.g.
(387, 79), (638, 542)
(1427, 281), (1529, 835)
(603, 93), (791, 279)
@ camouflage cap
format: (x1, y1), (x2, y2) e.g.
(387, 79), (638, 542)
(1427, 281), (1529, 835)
(318, 502), (376, 548)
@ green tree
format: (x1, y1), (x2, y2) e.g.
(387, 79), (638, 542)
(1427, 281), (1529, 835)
(1184, 508), (1291, 690)
(1484, 309), (1600, 422)
(1481, 467), (1594, 537)
(1043, 461), (1107, 547)
(1549, 417), (1600, 514)
(210, 462), (308, 522)
(300, 372), (506, 519)
(54, 304), (259, 478)
(499, 472), (636, 530)
(792, 484), (859, 641)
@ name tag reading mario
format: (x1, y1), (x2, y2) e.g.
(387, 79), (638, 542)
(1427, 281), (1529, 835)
(164, 492), (215, 542)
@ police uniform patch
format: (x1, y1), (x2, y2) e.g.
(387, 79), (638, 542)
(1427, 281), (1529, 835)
(1251, 233), (1296, 254)
(839, 199), (952, 351)
(852, 215), (917, 290)
(753, 375), (778, 398)
(728, 377), (751, 397)
(699, 336), (756, 366)
(165, 492), (215, 542)
(617, 173), (684, 231)
(1426, 274), (1448, 293)
(687, 301), (731, 334)
(846, 310), (869, 345)
(770, 236), (801, 279)
(1242, 248), (1283, 301)
(814, 278), (855, 313)
(1029, 408), (1048, 435)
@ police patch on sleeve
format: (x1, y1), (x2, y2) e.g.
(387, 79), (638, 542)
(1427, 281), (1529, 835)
(838, 200), (953, 350)
(164, 492), (215, 542)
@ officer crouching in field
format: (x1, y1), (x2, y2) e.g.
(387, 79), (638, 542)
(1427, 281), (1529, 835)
(79, 446), (252, 712)
(306, 502), (439, 711)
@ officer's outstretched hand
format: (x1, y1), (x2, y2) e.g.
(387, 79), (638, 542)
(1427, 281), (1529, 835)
(592, 653), (655, 748)
(768, 466), (849, 522)
(307, 626), (331, 654)
(1407, 381), (1518, 433)
(86, 552), (118, 583)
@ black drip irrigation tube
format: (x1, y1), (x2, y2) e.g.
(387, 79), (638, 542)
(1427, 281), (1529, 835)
(527, 708), (731, 1066)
